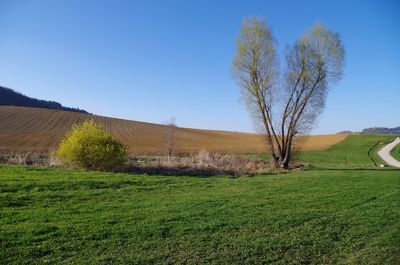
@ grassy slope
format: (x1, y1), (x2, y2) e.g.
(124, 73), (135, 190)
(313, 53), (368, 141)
(1, 135), (400, 264)
(293, 135), (396, 168)
(255, 135), (395, 168)
(390, 142), (400, 161)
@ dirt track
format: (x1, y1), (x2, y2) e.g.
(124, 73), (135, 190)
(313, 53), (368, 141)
(378, 137), (400, 168)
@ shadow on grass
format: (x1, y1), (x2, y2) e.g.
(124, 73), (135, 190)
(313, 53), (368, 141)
(306, 167), (400, 171)
(120, 165), (244, 178)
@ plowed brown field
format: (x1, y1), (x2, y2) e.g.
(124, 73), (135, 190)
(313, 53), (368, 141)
(0, 106), (347, 154)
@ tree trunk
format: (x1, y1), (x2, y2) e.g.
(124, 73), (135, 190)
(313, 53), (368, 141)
(270, 155), (279, 168)
(282, 154), (290, 169)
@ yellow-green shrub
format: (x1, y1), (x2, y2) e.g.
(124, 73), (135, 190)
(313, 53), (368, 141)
(57, 120), (128, 170)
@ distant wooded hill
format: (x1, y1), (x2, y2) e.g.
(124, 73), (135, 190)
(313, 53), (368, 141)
(0, 86), (89, 114)
(337, 127), (400, 135)
(362, 127), (400, 135)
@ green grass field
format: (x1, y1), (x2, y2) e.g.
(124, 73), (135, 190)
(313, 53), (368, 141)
(293, 135), (396, 168)
(1, 135), (400, 264)
(390, 141), (400, 161)
(255, 135), (395, 168)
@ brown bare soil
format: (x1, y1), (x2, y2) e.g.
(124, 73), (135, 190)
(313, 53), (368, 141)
(0, 106), (347, 154)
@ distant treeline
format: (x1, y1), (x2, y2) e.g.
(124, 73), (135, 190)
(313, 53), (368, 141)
(0, 86), (89, 114)
(362, 127), (400, 135)
(338, 127), (400, 135)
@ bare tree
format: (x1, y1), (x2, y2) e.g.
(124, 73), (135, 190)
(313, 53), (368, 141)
(164, 117), (176, 163)
(232, 18), (345, 168)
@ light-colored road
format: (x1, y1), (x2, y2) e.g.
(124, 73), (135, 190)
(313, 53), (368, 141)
(377, 137), (400, 168)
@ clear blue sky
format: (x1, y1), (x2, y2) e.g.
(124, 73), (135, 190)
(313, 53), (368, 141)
(1, 0), (399, 134)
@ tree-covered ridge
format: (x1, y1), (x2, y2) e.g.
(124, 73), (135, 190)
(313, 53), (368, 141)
(0, 86), (89, 114)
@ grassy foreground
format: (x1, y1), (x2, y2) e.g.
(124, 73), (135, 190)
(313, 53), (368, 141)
(1, 164), (399, 264)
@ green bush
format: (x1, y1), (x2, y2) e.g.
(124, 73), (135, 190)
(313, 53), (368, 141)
(57, 120), (128, 170)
